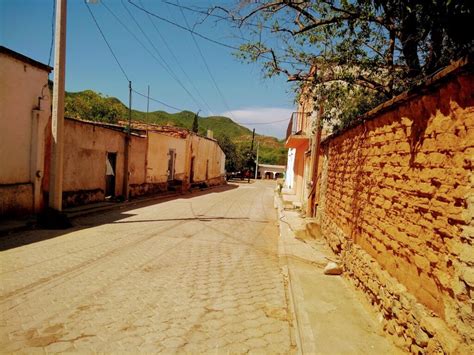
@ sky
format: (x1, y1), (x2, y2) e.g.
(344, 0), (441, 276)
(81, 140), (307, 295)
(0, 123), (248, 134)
(0, 0), (297, 138)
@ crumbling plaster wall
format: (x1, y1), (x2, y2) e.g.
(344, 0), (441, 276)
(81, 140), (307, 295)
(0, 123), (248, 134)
(315, 69), (473, 353)
(62, 119), (126, 206)
(190, 135), (225, 185)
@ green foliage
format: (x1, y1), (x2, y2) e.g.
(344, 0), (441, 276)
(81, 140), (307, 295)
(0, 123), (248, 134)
(192, 112), (199, 133)
(65, 90), (126, 123)
(216, 134), (245, 172)
(217, 0), (473, 129)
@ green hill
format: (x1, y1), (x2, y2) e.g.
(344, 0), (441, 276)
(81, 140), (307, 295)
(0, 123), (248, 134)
(64, 89), (287, 167)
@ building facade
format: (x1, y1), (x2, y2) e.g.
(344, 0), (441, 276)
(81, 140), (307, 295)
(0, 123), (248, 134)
(0, 46), (52, 216)
(0, 47), (226, 217)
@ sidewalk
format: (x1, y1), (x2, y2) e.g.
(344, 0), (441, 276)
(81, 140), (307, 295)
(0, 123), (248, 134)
(275, 194), (403, 354)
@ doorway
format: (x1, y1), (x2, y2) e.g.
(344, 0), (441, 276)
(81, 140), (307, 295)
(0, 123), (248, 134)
(105, 152), (116, 198)
(167, 149), (176, 181)
(190, 156), (195, 183)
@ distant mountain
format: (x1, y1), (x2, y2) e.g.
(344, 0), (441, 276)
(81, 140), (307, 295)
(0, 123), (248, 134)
(64, 89), (287, 166)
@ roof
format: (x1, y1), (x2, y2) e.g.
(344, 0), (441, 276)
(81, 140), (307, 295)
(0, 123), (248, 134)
(258, 164), (286, 169)
(0, 46), (53, 73)
(117, 120), (189, 139)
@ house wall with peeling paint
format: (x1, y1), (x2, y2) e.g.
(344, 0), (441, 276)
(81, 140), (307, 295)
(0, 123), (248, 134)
(190, 135), (226, 186)
(146, 131), (187, 183)
(60, 118), (127, 207)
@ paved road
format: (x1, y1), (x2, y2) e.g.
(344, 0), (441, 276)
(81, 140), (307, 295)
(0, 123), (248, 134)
(0, 181), (296, 353)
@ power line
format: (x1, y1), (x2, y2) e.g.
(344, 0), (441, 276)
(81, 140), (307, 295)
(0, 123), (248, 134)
(129, 1), (302, 67)
(162, 1), (274, 31)
(176, 0), (236, 122)
(84, 0), (130, 81)
(128, 0), (239, 51)
(85, 1), (189, 114)
(132, 89), (185, 112)
(138, 0), (214, 114)
(119, 0), (203, 111)
(48, 0), (55, 67)
(239, 117), (291, 125)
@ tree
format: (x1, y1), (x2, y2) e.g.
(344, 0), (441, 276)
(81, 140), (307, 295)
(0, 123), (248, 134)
(208, 0), (472, 128)
(192, 110), (200, 133)
(65, 90), (126, 123)
(216, 134), (245, 172)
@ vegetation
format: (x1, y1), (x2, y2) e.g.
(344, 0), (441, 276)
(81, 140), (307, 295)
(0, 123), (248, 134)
(65, 90), (126, 123)
(192, 111), (199, 133)
(63, 89), (287, 170)
(209, 0), (472, 130)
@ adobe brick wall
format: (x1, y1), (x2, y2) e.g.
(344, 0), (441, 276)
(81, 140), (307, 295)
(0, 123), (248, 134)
(314, 65), (473, 353)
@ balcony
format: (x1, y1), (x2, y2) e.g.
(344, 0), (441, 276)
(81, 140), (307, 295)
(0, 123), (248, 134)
(285, 111), (310, 149)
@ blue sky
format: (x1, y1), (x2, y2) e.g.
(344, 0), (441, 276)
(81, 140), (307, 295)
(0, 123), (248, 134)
(1, 0), (296, 138)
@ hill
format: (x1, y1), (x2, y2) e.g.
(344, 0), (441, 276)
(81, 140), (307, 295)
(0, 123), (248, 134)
(64, 90), (287, 167)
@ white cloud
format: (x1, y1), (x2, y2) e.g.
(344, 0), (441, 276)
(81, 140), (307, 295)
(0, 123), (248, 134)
(221, 107), (294, 139)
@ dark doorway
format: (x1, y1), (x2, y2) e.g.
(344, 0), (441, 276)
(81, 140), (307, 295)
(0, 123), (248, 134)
(190, 156), (195, 183)
(105, 152), (116, 198)
(167, 149), (176, 181)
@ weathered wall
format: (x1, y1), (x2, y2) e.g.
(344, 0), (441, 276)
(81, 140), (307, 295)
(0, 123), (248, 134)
(0, 51), (50, 216)
(146, 131), (187, 183)
(190, 135), (225, 185)
(61, 119), (126, 206)
(315, 67), (473, 352)
(129, 135), (147, 185)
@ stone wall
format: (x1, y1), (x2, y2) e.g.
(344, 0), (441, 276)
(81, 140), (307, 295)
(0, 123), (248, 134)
(314, 61), (473, 353)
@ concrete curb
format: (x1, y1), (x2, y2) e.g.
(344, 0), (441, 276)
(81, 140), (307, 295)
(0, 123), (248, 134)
(274, 194), (316, 354)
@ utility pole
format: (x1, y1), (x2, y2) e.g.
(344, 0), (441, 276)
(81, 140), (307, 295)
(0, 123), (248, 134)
(146, 85), (150, 121)
(306, 105), (323, 217)
(123, 80), (132, 200)
(248, 128), (255, 183)
(49, 0), (67, 211)
(254, 141), (259, 180)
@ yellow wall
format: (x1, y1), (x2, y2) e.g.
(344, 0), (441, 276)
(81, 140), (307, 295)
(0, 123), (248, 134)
(62, 119), (126, 204)
(0, 52), (50, 215)
(147, 132), (187, 183)
(129, 135), (147, 185)
(190, 135), (225, 184)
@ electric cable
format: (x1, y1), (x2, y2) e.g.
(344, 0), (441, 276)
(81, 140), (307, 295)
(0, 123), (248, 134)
(139, 0), (214, 114)
(176, 0), (236, 122)
(48, 0), (55, 67)
(85, 0), (190, 115)
(119, 0), (202, 111)
(134, 0), (301, 66)
(238, 117), (291, 125)
(132, 89), (185, 112)
(84, 0), (130, 81)
(128, 0), (239, 51)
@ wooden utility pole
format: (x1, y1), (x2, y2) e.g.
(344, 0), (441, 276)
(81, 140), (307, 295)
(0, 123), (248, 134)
(254, 141), (259, 179)
(248, 128), (255, 183)
(123, 80), (132, 200)
(306, 105), (323, 217)
(49, 0), (67, 211)
(146, 85), (150, 121)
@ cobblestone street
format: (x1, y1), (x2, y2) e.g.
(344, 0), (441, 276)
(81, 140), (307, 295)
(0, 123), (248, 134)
(0, 181), (296, 353)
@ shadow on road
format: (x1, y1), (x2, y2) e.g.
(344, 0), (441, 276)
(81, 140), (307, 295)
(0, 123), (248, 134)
(0, 184), (239, 252)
